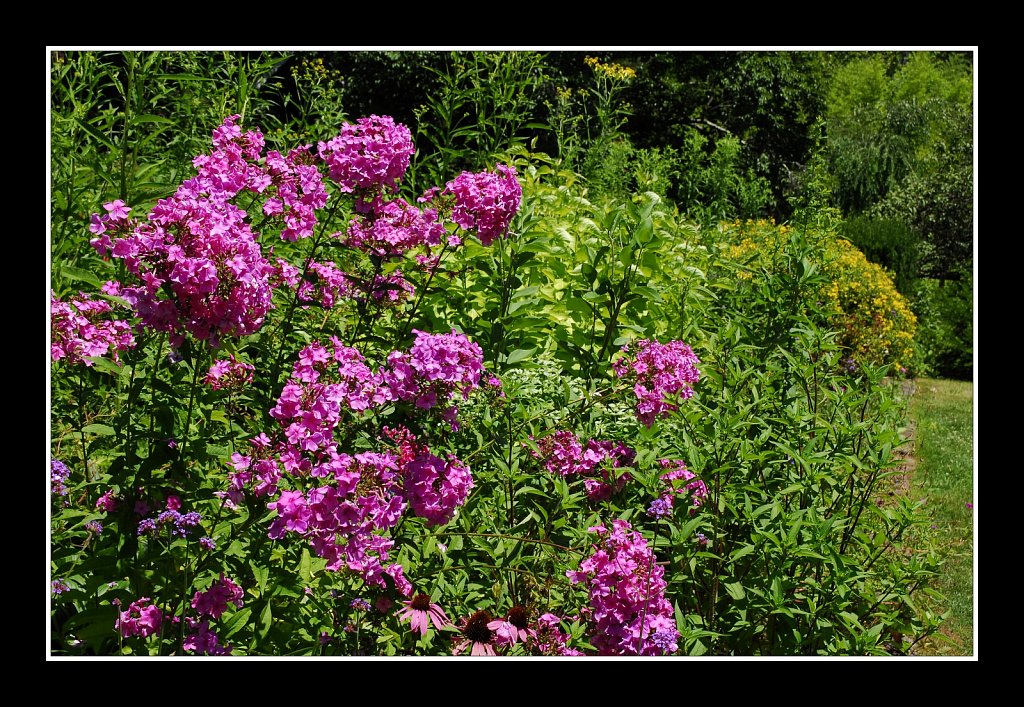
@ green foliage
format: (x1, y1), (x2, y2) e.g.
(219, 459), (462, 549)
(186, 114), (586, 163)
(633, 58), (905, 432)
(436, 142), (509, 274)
(406, 51), (549, 195)
(656, 231), (942, 654)
(822, 51), (973, 283)
(911, 274), (973, 380)
(50, 50), (289, 288)
(715, 220), (917, 372)
(671, 130), (775, 225)
(50, 52), (948, 657)
(841, 215), (919, 296)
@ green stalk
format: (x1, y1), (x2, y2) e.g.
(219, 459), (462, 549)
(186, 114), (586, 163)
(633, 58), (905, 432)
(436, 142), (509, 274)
(397, 241), (452, 342)
(75, 370), (92, 500)
(176, 350), (206, 476)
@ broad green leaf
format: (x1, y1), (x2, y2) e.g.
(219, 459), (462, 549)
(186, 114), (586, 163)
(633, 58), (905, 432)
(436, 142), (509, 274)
(257, 601), (273, 641)
(250, 561), (269, 596)
(222, 607), (253, 638)
(505, 348), (535, 365)
(724, 582), (746, 600)
(298, 548), (312, 583)
(59, 266), (103, 289)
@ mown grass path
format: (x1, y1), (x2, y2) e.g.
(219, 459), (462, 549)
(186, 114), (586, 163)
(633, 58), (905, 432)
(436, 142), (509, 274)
(906, 377), (975, 656)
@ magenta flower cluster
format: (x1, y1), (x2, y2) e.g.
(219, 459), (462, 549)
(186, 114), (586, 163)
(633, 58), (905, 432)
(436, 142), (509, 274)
(389, 426), (474, 527)
(261, 144), (328, 242)
(612, 339), (700, 426)
(90, 116), (276, 348)
(50, 289), (136, 366)
(566, 519), (679, 655)
(534, 613), (585, 656)
(115, 597), (164, 638)
(443, 164), (522, 246)
(205, 355), (255, 392)
(317, 115), (414, 196)
(344, 196), (446, 258)
(233, 331), (488, 590)
(183, 618), (232, 656)
(531, 430), (635, 501)
(657, 459), (708, 512)
(191, 574), (244, 620)
(384, 329), (485, 429)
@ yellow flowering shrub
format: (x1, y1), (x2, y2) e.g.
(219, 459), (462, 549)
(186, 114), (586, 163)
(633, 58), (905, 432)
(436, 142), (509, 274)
(714, 219), (917, 372)
(820, 238), (916, 372)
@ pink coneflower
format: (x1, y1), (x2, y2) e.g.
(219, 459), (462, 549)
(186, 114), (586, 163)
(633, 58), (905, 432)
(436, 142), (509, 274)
(396, 593), (451, 637)
(487, 605), (536, 647)
(453, 610), (498, 656)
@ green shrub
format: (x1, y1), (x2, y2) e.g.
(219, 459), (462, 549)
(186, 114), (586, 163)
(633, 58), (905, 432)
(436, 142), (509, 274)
(911, 271), (973, 380)
(716, 220), (917, 373)
(841, 215), (919, 296)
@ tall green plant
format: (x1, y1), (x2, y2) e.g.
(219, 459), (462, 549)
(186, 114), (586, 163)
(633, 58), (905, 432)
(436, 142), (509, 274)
(407, 51), (548, 195)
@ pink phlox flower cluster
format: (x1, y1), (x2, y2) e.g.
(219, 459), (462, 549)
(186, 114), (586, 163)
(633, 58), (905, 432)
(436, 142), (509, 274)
(90, 119), (276, 348)
(367, 270), (414, 305)
(317, 115), (414, 196)
(657, 459), (708, 512)
(270, 340), (390, 446)
(532, 430), (635, 501)
(566, 519), (679, 655)
(534, 612), (585, 656)
(400, 447), (473, 527)
(51, 459), (71, 498)
(264, 453), (410, 593)
(293, 260), (354, 310)
(95, 489), (117, 513)
(115, 597), (164, 638)
(227, 433), (281, 500)
(383, 329), (484, 429)
(50, 289), (136, 366)
(205, 354), (255, 392)
(183, 618), (232, 655)
(191, 573), (244, 620)
(191, 114), (269, 200)
(612, 339), (700, 427)
(88, 199), (134, 246)
(443, 164), (522, 246)
(51, 578), (71, 595)
(262, 145), (328, 241)
(344, 196), (445, 258)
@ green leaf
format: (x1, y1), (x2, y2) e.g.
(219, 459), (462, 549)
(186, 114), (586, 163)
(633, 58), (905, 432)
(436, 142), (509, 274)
(730, 544), (755, 562)
(724, 582), (746, 600)
(81, 423), (115, 436)
(257, 601), (273, 641)
(298, 549), (312, 583)
(504, 348), (536, 365)
(84, 357), (125, 377)
(221, 607), (252, 639)
(250, 561), (268, 596)
(130, 113), (174, 126)
(60, 266), (103, 289)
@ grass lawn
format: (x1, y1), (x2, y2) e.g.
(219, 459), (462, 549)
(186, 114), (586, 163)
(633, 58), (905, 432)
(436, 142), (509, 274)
(908, 377), (975, 656)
